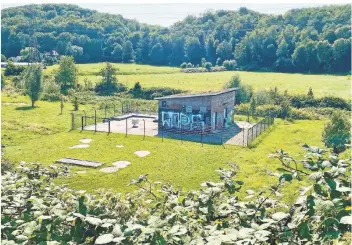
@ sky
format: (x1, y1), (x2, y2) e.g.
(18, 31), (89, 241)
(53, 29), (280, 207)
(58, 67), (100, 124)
(1, 1), (350, 27)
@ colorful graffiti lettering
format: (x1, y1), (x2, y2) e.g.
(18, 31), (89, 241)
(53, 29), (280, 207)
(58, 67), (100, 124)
(162, 111), (205, 131)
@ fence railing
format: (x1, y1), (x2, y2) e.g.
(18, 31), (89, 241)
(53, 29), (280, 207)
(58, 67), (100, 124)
(70, 109), (275, 147)
(243, 114), (275, 146)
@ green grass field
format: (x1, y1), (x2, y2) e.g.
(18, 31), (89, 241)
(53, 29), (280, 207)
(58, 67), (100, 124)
(3, 94), (346, 205)
(41, 63), (351, 99)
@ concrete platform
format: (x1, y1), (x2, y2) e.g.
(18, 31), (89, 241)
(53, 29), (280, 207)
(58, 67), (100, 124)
(56, 158), (104, 168)
(84, 117), (158, 136)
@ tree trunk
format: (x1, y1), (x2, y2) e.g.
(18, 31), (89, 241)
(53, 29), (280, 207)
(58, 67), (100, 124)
(32, 100), (35, 107)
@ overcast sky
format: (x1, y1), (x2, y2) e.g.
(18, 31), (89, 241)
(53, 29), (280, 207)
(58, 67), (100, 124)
(1, 1), (349, 26)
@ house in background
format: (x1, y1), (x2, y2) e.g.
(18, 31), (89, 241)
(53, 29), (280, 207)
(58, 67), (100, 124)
(155, 88), (238, 136)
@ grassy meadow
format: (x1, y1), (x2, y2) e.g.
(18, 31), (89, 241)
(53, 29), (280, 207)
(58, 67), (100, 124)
(40, 63), (351, 99)
(3, 94), (345, 205)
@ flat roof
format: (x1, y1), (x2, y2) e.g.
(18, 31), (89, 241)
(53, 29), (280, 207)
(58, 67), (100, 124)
(155, 88), (238, 100)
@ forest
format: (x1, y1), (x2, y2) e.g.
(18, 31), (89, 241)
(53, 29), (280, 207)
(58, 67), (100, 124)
(1, 4), (351, 73)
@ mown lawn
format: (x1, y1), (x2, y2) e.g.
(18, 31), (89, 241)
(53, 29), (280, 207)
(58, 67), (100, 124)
(2, 95), (341, 205)
(4, 63), (350, 99)
(42, 63), (351, 99)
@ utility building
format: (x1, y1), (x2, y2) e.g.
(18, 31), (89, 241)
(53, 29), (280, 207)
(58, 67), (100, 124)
(155, 88), (238, 135)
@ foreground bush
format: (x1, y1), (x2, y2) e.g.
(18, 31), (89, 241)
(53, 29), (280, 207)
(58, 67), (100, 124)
(1, 144), (351, 244)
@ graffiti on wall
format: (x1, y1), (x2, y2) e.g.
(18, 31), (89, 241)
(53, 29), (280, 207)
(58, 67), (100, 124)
(161, 111), (208, 131)
(161, 108), (234, 132)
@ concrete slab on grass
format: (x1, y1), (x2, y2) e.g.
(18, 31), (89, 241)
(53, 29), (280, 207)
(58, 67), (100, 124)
(56, 158), (104, 168)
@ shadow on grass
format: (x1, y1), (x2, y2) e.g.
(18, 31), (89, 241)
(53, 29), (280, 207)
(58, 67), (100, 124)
(15, 106), (36, 111)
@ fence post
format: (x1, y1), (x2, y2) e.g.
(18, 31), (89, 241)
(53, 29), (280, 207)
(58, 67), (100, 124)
(108, 120), (111, 134)
(201, 131), (203, 147)
(242, 128), (245, 146)
(162, 124), (164, 142)
(143, 119), (145, 140)
(71, 113), (75, 130)
(125, 118), (128, 137)
(180, 124), (183, 143)
(81, 116), (84, 131)
(94, 109), (97, 132)
(83, 110), (87, 126)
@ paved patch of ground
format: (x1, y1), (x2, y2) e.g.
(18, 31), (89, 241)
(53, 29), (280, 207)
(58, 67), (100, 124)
(100, 167), (118, 173)
(112, 161), (131, 169)
(69, 144), (90, 149)
(84, 117), (158, 136)
(56, 158), (103, 168)
(79, 138), (93, 144)
(134, 150), (150, 158)
(116, 145), (124, 148)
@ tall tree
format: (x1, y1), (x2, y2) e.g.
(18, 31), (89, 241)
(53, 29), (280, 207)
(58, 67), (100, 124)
(23, 64), (43, 107)
(150, 43), (164, 65)
(122, 40), (134, 63)
(185, 37), (203, 65)
(55, 56), (77, 94)
(216, 41), (233, 61)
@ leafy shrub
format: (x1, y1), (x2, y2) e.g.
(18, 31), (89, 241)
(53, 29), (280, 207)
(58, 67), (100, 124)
(41, 78), (61, 101)
(255, 90), (275, 105)
(186, 62), (194, 68)
(323, 111), (351, 153)
(204, 62), (212, 71)
(4, 62), (26, 76)
(1, 145), (350, 244)
(237, 103), (279, 117)
(180, 62), (187, 68)
(1, 54), (7, 62)
(216, 57), (222, 66)
(223, 59), (237, 70)
(319, 96), (350, 110)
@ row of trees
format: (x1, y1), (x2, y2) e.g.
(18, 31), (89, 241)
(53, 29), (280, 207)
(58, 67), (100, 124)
(2, 4), (350, 73)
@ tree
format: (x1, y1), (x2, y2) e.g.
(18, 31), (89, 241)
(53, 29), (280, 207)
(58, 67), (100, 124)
(307, 87), (314, 98)
(185, 37), (204, 65)
(216, 41), (232, 61)
(122, 41), (134, 63)
(223, 75), (253, 104)
(23, 64), (43, 107)
(1, 54), (7, 62)
(55, 56), (77, 94)
(95, 62), (126, 95)
(223, 60), (237, 70)
(206, 37), (217, 64)
(111, 44), (123, 62)
(276, 40), (289, 58)
(150, 43), (164, 65)
(322, 111), (351, 153)
(249, 96), (256, 117)
(20, 47), (41, 62)
(279, 97), (291, 119)
(204, 62), (212, 71)
(1, 72), (5, 90)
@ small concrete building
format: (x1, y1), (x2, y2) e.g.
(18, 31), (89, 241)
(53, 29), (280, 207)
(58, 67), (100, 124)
(155, 88), (237, 133)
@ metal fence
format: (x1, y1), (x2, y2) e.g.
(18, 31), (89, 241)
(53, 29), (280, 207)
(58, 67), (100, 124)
(242, 114), (275, 146)
(70, 108), (275, 147)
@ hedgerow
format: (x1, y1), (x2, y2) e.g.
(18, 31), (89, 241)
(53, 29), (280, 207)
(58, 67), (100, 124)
(1, 144), (351, 244)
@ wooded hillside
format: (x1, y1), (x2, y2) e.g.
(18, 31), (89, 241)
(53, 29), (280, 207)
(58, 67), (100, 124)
(1, 4), (351, 73)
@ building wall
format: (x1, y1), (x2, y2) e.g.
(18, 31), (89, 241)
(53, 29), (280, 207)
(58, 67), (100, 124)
(158, 90), (235, 132)
(210, 91), (235, 129)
